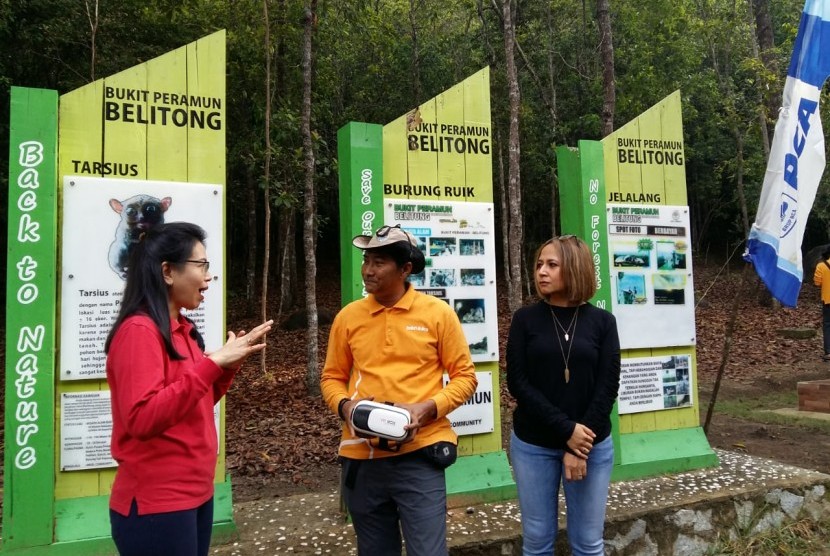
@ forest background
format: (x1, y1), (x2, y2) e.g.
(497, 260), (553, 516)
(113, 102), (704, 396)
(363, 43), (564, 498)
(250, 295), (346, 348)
(2, 1), (830, 375)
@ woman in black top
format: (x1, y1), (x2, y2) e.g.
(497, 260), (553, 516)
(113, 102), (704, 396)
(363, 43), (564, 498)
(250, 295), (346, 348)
(507, 236), (620, 556)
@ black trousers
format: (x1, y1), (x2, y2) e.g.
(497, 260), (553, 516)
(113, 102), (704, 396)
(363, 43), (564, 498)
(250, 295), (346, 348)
(342, 452), (448, 556)
(110, 497), (214, 556)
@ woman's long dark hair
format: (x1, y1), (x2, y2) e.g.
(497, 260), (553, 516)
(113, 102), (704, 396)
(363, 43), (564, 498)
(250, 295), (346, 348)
(104, 222), (206, 359)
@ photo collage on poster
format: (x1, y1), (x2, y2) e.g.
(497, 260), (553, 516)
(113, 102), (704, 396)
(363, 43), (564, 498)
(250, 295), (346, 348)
(387, 201), (498, 362)
(617, 354), (692, 414)
(607, 204), (696, 349)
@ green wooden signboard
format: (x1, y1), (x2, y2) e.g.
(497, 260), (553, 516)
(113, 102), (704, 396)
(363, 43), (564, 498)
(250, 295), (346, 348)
(3, 86), (59, 551)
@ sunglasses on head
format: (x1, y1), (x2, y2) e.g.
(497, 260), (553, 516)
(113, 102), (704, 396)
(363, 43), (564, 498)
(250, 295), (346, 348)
(375, 224), (402, 238)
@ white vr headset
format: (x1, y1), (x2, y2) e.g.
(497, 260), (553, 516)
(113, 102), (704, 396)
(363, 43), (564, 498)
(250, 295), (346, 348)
(349, 400), (411, 442)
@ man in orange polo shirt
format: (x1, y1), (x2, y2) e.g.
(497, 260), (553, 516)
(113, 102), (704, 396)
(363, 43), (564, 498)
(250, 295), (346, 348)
(321, 224), (477, 556)
(814, 248), (830, 361)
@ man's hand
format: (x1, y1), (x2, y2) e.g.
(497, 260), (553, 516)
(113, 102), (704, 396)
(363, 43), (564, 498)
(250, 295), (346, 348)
(394, 400), (438, 442)
(342, 396), (375, 424)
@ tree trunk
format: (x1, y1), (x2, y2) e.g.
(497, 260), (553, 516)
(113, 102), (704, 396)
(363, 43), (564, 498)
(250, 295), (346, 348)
(546, 3), (559, 237)
(277, 207), (296, 316)
(733, 132), (749, 237)
(409, 0), (422, 106)
(746, 0), (770, 157)
(475, 0), (497, 64)
(597, 0), (615, 138)
(503, 0), (523, 313)
(261, 0), (273, 373)
(275, 0), (287, 102)
(496, 127), (510, 289)
(752, 0), (778, 145)
(302, 0), (320, 395)
(245, 165), (258, 313)
(84, 0), (98, 81)
(545, 4), (558, 131)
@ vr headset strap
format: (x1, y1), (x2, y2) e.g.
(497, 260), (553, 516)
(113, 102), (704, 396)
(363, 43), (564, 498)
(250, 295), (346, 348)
(344, 458), (360, 489)
(376, 437), (402, 452)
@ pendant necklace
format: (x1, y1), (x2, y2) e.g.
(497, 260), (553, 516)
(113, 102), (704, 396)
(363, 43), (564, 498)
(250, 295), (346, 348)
(550, 305), (579, 383)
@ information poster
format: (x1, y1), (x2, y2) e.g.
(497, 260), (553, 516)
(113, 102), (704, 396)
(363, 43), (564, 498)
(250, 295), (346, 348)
(59, 176), (224, 381)
(608, 204), (695, 349)
(618, 354), (693, 414)
(60, 391), (117, 470)
(443, 371), (494, 435)
(385, 200), (499, 362)
(59, 391), (221, 470)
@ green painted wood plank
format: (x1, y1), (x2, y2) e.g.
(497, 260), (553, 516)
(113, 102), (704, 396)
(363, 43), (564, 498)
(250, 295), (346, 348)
(336, 122), (384, 305)
(53, 479), (233, 544)
(446, 451), (516, 507)
(4, 86), (59, 551)
(612, 427), (718, 481)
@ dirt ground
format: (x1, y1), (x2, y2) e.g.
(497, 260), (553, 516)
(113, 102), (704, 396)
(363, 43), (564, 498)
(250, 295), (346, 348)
(702, 366), (830, 475)
(223, 262), (830, 503)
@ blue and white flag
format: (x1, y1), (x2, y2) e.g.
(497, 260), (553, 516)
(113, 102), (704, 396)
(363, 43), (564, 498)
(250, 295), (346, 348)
(744, 0), (830, 307)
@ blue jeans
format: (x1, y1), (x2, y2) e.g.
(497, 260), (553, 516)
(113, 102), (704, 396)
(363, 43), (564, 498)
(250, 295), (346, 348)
(510, 431), (614, 556)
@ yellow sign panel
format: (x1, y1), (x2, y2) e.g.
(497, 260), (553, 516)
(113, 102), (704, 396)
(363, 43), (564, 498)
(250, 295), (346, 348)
(383, 67), (493, 203)
(601, 91), (698, 435)
(602, 90), (687, 206)
(59, 31), (225, 185)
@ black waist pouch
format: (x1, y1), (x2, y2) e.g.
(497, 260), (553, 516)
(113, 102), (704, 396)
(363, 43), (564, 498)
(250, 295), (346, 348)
(422, 441), (457, 470)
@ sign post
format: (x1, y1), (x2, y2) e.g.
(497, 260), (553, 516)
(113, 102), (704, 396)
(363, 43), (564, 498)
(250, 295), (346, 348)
(3, 86), (59, 553)
(557, 91), (718, 480)
(337, 67), (515, 505)
(2, 32), (230, 554)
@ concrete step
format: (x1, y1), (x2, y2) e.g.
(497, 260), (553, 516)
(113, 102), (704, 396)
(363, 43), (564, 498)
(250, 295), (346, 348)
(210, 449), (830, 556)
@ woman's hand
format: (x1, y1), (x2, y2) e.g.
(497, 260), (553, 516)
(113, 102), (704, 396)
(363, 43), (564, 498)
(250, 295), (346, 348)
(566, 423), (596, 460)
(564, 452), (587, 481)
(208, 319), (274, 369)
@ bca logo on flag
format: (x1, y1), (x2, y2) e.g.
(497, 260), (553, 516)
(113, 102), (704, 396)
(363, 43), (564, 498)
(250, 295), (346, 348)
(779, 192), (797, 238)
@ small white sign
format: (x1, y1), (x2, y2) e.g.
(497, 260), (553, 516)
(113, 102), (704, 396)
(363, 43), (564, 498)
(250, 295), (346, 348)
(618, 354), (693, 414)
(608, 204), (695, 349)
(60, 391), (117, 470)
(386, 201), (500, 363)
(60, 390), (221, 471)
(444, 371), (494, 435)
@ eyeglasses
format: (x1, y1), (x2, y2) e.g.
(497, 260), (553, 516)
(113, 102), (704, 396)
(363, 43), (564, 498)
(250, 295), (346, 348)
(375, 224), (402, 237)
(185, 259), (210, 272)
(558, 234), (577, 241)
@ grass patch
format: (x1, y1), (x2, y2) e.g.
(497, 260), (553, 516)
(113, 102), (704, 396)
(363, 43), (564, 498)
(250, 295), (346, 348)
(713, 392), (830, 434)
(709, 518), (830, 555)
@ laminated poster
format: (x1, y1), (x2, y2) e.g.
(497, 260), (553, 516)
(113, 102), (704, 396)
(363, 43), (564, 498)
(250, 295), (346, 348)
(608, 204), (695, 349)
(59, 176), (224, 381)
(618, 355), (692, 414)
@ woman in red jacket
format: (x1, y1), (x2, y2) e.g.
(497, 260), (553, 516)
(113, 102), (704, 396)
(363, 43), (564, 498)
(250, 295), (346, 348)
(105, 222), (272, 556)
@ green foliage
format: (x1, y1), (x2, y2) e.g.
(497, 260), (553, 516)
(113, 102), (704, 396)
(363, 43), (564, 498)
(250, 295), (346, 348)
(1, 0), (827, 294)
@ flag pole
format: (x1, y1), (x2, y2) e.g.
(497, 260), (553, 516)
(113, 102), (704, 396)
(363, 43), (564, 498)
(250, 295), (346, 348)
(703, 261), (752, 433)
